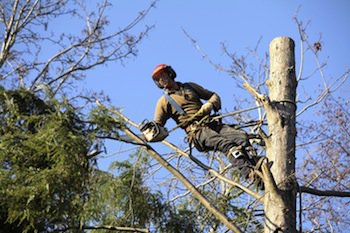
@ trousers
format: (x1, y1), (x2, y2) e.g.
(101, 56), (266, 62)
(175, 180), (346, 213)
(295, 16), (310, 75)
(191, 123), (249, 154)
(189, 122), (264, 188)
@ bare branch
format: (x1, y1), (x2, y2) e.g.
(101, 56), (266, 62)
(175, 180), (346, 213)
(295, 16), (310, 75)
(123, 125), (243, 232)
(261, 161), (279, 197)
(297, 69), (349, 116)
(0, 0), (155, 96)
(293, 15), (308, 82)
(81, 225), (150, 233)
(182, 28), (226, 73)
(102, 102), (263, 200)
(96, 102), (253, 233)
(163, 140), (262, 201)
(299, 186), (350, 197)
(293, 16), (349, 117)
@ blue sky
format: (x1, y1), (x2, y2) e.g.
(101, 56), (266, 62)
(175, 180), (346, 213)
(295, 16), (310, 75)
(85, 0), (350, 170)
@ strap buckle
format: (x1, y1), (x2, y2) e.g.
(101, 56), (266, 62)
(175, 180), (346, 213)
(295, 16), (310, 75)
(229, 146), (244, 159)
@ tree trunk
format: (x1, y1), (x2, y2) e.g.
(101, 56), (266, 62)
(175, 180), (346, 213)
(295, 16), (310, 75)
(264, 37), (297, 233)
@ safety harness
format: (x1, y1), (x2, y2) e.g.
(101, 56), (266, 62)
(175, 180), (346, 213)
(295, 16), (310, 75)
(163, 88), (212, 156)
(161, 89), (266, 189)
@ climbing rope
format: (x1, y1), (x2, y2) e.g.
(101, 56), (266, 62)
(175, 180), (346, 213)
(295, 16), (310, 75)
(211, 105), (262, 121)
(169, 105), (263, 133)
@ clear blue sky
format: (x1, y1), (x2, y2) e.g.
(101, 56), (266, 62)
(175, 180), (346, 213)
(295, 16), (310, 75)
(84, 0), (350, 170)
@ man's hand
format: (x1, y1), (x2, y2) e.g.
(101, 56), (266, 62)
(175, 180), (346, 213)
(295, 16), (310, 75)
(197, 102), (213, 116)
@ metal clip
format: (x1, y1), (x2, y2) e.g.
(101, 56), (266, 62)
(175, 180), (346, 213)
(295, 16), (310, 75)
(229, 147), (244, 159)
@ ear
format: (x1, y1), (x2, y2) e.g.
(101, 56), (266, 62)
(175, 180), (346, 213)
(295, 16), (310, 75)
(167, 66), (177, 79)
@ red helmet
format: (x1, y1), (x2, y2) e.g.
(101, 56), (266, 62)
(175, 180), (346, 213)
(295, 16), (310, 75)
(151, 64), (176, 80)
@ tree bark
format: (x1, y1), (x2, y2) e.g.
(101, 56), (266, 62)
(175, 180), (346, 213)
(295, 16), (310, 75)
(264, 37), (297, 233)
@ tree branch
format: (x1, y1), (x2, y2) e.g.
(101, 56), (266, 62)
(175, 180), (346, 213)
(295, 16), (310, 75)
(163, 140), (262, 201)
(123, 125), (243, 233)
(299, 186), (350, 197)
(243, 82), (271, 111)
(78, 225), (150, 233)
(102, 102), (262, 201)
(261, 161), (279, 197)
(96, 102), (244, 233)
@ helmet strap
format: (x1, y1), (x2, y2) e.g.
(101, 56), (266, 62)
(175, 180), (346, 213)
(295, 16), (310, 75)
(154, 79), (163, 89)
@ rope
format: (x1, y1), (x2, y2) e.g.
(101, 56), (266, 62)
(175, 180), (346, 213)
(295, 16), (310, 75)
(211, 105), (262, 121)
(169, 105), (262, 133)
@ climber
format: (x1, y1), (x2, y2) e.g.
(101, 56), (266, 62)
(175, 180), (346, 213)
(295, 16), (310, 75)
(142, 64), (264, 188)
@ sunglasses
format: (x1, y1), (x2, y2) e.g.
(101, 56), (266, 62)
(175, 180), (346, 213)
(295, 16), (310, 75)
(154, 73), (170, 81)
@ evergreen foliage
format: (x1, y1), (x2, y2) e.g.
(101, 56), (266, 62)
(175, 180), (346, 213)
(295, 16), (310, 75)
(0, 87), (92, 232)
(85, 158), (199, 233)
(0, 88), (200, 232)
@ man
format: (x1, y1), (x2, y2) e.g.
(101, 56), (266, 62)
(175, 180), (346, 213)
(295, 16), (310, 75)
(147, 64), (263, 186)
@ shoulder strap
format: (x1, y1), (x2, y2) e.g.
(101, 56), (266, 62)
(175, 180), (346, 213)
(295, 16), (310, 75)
(164, 90), (186, 115)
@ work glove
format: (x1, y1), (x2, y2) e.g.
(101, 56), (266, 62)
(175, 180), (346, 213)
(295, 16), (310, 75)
(197, 102), (213, 116)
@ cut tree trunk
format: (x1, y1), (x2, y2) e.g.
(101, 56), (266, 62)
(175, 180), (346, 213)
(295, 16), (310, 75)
(264, 37), (297, 233)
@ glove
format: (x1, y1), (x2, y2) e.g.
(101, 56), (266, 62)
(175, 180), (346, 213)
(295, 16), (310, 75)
(197, 102), (213, 116)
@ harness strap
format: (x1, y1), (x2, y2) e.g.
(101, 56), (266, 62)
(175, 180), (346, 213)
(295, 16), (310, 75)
(164, 90), (186, 115)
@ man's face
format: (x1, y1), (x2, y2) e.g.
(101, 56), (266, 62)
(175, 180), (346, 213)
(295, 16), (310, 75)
(155, 73), (174, 89)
